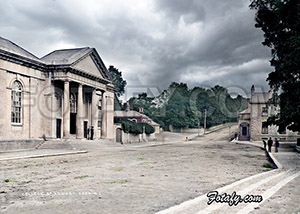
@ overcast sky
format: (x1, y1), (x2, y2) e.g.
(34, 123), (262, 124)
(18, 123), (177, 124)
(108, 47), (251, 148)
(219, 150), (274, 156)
(0, 0), (272, 98)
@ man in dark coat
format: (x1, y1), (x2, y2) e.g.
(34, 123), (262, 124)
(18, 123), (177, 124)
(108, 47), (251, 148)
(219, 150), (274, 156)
(267, 137), (273, 152)
(91, 126), (94, 140)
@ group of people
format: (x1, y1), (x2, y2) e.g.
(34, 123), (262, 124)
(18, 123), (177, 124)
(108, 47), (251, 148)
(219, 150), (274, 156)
(263, 137), (279, 152)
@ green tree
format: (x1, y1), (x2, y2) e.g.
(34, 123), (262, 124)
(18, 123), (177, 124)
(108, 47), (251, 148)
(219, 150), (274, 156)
(108, 65), (127, 97)
(250, 0), (300, 132)
(126, 82), (248, 129)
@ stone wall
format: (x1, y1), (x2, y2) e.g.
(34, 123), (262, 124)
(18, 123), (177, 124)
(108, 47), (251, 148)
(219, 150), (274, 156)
(0, 59), (48, 141)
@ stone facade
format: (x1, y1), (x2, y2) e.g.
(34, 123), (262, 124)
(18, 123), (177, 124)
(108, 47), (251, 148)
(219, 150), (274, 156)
(238, 85), (299, 141)
(0, 37), (115, 141)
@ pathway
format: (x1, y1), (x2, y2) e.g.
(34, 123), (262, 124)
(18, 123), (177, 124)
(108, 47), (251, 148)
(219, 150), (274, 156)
(156, 140), (300, 214)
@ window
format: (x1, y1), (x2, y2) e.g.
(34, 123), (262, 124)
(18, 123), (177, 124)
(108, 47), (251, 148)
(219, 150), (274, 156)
(262, 122), (268, 134)
(262, 107), (268, 116)
(11, 80), (22, 124)
(55, 93), (62, 112)
(70, 93), (77, 113)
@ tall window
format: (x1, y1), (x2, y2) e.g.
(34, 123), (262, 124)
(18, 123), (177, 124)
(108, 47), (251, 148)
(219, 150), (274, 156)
(262, 122), (268, 134)
(262, 106), (268, 116)
(55, 93), (62, 112)
(11, 80), (22, 124)
(70, 93), (77, 113)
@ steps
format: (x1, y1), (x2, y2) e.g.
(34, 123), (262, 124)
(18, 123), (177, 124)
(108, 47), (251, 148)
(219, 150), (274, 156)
(0, 140), (42, 151)
(36, 140), (75, 150)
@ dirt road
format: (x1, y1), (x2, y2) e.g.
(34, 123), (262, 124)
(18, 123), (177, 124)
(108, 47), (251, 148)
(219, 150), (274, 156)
(0, 127), (270, 214)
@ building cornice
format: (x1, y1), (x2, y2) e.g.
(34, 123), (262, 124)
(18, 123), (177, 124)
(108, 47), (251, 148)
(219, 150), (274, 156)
(0, 50), (45, 71)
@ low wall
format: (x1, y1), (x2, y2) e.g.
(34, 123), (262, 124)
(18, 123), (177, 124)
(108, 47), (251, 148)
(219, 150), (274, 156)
(121, 132), (156, 144)
(0, 140), (43, 151)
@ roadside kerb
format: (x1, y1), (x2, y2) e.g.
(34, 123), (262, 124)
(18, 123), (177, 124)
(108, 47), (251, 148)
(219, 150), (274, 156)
(234, 140), (283, 169)
(0, 150), (87, 161)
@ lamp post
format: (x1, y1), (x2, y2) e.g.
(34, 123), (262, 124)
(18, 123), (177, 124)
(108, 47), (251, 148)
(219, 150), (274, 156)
(203, 109), (207, 135)
(228, 123), (231, 142)
(198, 121), (200, 137)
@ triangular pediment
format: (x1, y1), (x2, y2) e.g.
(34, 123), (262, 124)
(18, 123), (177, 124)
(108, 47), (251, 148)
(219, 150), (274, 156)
(72, 54), (106, 79)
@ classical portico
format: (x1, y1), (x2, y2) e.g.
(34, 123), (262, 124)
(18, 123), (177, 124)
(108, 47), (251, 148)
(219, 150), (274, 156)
(0, 37), (115, 142)
(47, 50), (115, 140)
(45, 48), (115, 140)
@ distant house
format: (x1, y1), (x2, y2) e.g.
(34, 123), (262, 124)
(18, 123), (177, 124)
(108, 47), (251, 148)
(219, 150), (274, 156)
(114, 104), (160, 135)
(238, 85), (300, 141)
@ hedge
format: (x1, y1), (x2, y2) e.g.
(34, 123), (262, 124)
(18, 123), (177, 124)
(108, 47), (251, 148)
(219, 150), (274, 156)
(115, 119), (155, 135)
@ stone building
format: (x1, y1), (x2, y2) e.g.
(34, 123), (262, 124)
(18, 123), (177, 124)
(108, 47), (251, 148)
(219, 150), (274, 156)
(114, 103), (160, 143)
(0, 37), (115, 141)
(114, 106), (160, 135)
(238, 85), (299, 141)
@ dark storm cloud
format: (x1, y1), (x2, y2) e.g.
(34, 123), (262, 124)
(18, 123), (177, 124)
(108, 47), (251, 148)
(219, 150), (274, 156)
(154, 0), (206, 23)
(0, 0), (272, 96)
(147, 0), (271, 92)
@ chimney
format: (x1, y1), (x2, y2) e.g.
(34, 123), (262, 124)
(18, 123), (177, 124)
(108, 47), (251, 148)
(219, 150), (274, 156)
(250, 85), (255, 102)
(126, 102), (130, 112)
(251, 85), (255, 95)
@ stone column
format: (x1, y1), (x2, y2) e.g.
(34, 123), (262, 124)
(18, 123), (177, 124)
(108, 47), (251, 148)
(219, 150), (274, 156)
(106, 92), (115, 139)
(76, 84), (84, 139)
(91, 89), (99, 139)
(63, 81), (70, 138)
(101, 92), (107, 138)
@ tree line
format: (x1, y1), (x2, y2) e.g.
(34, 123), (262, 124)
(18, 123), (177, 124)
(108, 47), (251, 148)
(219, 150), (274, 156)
(109, 69), (249, 129)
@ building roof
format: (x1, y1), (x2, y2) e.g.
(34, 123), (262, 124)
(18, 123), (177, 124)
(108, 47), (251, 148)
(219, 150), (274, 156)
(41, 47), (92, 65)
(0, 37), (111, 82)
(251, 92), (271, 104)
(115, 110), (144, 118)
(0, 36), (41, 62)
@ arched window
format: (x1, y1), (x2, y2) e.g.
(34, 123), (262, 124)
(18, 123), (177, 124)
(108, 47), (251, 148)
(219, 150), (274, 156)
(70, 93), (77, 113)
(11, 80), (23, 124)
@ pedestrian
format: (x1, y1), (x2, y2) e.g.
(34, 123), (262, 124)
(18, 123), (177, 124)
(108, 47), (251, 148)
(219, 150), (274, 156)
(275, 138), (279, 152)
(263, 140), (267, 150)
(91, 126), (94, 140)
(267, 137), (273, 152)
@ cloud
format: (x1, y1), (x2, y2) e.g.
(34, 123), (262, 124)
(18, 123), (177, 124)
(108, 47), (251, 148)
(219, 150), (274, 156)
(0, 0), (272, 96)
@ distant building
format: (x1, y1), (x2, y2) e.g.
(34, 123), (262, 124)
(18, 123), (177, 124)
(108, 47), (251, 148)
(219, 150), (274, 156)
(238, 85), (299, 141)
(0, 37), (115, 141)
(114, 104), (160, 135)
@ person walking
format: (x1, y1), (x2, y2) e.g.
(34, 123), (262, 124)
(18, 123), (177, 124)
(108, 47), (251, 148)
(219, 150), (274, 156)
(263, 140), (267, 150)
(275, 138), (279, 152)
(267, 137), (273, 152)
